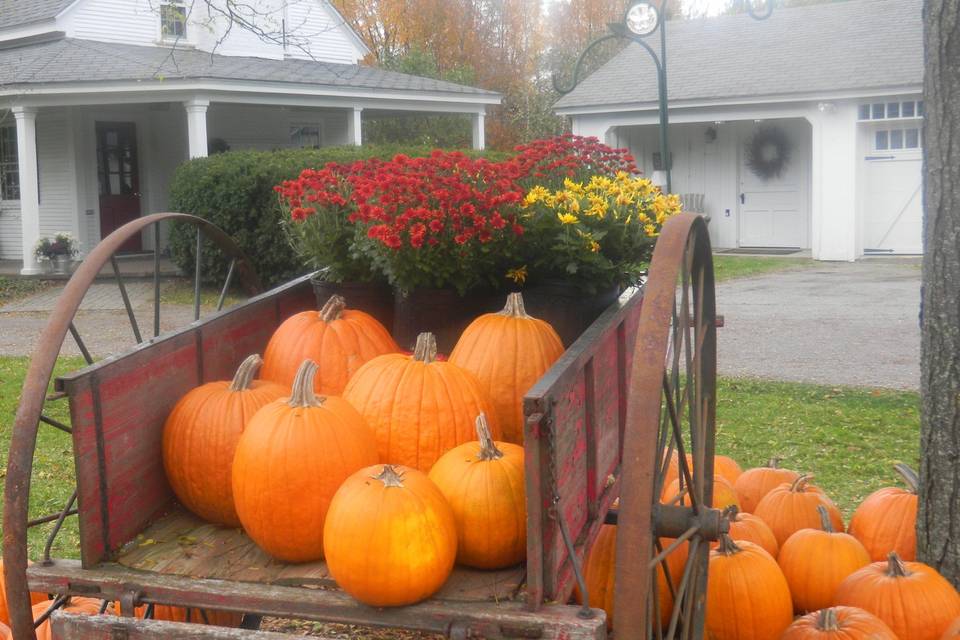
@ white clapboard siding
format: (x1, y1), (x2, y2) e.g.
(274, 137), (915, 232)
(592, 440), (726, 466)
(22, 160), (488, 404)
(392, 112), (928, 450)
(285, 0), (366, 64)
(37, 113), (78, 239)
(195, 0), (285, 60)
(0, 202), (23, 260)
(62, 0), (159, 47)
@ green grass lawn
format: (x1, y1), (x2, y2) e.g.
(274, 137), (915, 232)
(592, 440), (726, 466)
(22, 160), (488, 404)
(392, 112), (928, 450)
(0, 356), (918, 563)
(712, 255), (814, 282)
(159, 278), (246, 309)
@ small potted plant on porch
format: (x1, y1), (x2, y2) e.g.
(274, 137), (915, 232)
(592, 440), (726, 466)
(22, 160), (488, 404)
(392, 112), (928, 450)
(34, 232), (79, 275)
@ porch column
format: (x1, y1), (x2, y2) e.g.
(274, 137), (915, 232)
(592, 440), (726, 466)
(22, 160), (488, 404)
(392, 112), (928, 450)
(471, 112), (485, 150)
(13, 106), (41, 275)
(808, 103), (858, 261)
(184, 98), (209, 158)
(346, 107), (362, 146)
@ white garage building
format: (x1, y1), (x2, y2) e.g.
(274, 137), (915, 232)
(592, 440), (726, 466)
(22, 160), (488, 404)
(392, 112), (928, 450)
(554, 0), (923, 260)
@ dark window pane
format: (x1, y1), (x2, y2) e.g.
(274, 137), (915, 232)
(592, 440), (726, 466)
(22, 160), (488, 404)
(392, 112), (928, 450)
(902, 101), (915, 117)
(875, 130), (889, 150)
(0, 126), (19, 200)
(905, 129), (919, 148)
(918, 101), (925, 116)
(890, 129), (903, 149)
(872, 103), (885, 119)
(858, 104), (871, 120)
(887, 102), (900, 118)
(161, 3), (187, 38)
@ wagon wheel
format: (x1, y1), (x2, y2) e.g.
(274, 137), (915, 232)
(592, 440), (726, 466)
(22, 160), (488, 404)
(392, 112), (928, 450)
(3, 213), (260, 640)
(613, 213), (722, 639)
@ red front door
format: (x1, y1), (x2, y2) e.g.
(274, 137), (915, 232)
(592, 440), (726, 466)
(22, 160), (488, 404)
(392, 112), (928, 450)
(96, 122), (142, 252)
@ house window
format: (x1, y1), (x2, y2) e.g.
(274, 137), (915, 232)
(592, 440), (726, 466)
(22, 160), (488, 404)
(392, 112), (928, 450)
(859, 99), (923, 121)
(874, 127), (922, 151)
(0, 125), (18, 201)
(290, 124), (322, 149)
(160, 1), (187, 40)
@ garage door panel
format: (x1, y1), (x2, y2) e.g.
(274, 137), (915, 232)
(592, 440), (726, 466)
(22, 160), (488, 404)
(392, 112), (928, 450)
(864, 155), (922, 254)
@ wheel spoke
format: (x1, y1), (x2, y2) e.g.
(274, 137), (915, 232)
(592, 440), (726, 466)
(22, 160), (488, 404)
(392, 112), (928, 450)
(649, 524), (699, 569)
(42, 488), (78, 563)
(32, 594), (68, 629)
(666, 536), (701, 638)
(68, 322), (94, 365)
(153, 221), (161, 338)
(38, 414), (71, 435)
(194, 228), (202, 321)
(663, 373), (698, 510)
(110, 256), (142, 344)
(217, 259), (237, 312)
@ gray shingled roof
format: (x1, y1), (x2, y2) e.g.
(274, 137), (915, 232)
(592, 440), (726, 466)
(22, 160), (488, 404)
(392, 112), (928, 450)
(0, 0), (73, 29)
(554, 0), (922, 112)
(0, 37), (499, 98)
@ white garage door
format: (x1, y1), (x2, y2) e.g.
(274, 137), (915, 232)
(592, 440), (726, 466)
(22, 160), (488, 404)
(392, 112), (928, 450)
(863, 128), (923, 254)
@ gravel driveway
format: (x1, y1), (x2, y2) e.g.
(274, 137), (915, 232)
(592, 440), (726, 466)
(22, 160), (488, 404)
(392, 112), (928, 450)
(717, 259), (921, 390)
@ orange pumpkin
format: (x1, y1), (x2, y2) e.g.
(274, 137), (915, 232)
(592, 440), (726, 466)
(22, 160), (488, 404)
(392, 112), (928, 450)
(232, 360), (379, 562)
(754, 474), (844, 547)
(0, 621), (9, 640)
(261, 294), (399, 395)
(162, 354), (287, 527)
(834, 552), (960, 640)
(712, 506), (778, 558)
(779, 506), (871, 613)
(139, 605), (242, 627)
(848, 463), (918, 561)
(32, 597), (103, 640)
(428, 414), (525, 569)
(663, 474), (739, 510)
(706, 536), (793, 640)
(734, 458), (801, 514)
(662, 452), (743, 489)
(780, 606), (898, 639)
(324, 464), (457, 607)
(0, 560), (47, 625)
(942, 616), (960, 638)
(573, 524), (673, 630)
(343, 332), (501, 471)
(449, 292), (564, 444)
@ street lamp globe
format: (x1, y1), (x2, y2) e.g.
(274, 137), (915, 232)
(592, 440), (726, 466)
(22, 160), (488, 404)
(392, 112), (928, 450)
(625, 2), (660, 37)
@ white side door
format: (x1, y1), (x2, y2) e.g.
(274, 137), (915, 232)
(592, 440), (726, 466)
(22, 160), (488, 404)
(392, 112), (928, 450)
(738, 121), (808, 248)
(862, 125), (923, 254)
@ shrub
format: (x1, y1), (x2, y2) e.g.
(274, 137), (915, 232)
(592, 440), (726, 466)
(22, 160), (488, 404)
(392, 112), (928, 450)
(167, 145), (511, 289)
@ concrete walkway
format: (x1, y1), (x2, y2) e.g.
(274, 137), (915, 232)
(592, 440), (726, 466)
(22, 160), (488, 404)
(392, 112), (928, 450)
(717, 259), (921, 390)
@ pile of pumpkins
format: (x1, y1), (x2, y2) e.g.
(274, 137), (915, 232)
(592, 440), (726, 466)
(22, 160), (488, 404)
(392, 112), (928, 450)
(160, 292), (564, 607)
(580, 455), (960, 640)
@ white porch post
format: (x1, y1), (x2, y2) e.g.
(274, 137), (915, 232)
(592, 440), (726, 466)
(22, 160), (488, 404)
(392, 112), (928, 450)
(13, 106), (41, 275)
(808, 103), (858, 261)
(184, 98), (209, 159)
(346, 107), (362, 146)
(471, 112), (485, 150)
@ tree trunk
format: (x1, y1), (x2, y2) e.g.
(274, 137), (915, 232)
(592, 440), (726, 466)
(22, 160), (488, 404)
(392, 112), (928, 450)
(919, 0), (960, 584)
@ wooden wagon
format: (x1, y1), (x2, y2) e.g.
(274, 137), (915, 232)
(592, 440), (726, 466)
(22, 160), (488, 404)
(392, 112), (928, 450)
(3, 211), (723, 639)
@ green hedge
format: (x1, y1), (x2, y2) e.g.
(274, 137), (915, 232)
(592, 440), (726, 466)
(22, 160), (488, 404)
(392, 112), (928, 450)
(168, 145), (512, 289)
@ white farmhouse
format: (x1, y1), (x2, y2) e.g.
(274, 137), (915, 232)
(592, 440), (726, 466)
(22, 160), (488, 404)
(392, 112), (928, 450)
(0, 0), (500, 273)
(555, 0), (922, 260)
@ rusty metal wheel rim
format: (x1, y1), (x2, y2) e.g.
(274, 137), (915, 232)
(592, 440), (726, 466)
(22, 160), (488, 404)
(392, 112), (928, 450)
(613, 213), (719, 639)
(2, 213), (260, 640)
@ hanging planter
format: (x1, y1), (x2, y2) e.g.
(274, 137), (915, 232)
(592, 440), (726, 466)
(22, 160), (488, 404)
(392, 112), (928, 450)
(744, 126), (793, 180)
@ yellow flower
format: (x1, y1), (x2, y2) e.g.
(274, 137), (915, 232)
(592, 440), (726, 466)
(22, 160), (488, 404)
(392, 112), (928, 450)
(557, 212), (580, 225)
(506, 265), (527, 284)
(644, 223), (659, 238)
(523, 186), (550, 207)
(563, 178), (585, 195)
(590, 240), (600, 253)
(565, 196), (581, 213)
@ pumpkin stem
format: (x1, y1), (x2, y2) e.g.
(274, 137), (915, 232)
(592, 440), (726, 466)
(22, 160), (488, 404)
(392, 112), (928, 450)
(886, 552), (910, 578)
(894, 463), (919, 494)
(766, 457), (782, 469)
(721, 505), (739, 522)
(790, 473), (813, 492)
(717, 533), (742, 556)
(412, 333), (438, 363)
(816, 504), (834, 533)
(319, 294), (347, 323)
(498, 292), (530, 318)
(287, 360), (324, 408)
(475, 413), (504, 461)
(229, 354), (263, 392)
(374, 464), (405, 488)
(816, 608), (840, 631)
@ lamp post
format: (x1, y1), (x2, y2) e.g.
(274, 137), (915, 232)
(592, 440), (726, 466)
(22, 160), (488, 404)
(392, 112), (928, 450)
(554, 0), (775, 195)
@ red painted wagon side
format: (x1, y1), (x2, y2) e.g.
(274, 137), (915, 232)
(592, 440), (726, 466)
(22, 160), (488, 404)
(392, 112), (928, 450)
(4, 212), (722, 640)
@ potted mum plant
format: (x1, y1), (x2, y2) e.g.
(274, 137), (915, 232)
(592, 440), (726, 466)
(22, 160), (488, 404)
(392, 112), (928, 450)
(34, 232), (79, 275)
(347, 151), (526, 350)
(277, 162), (394, 329)
(512, 172), (683, 344)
